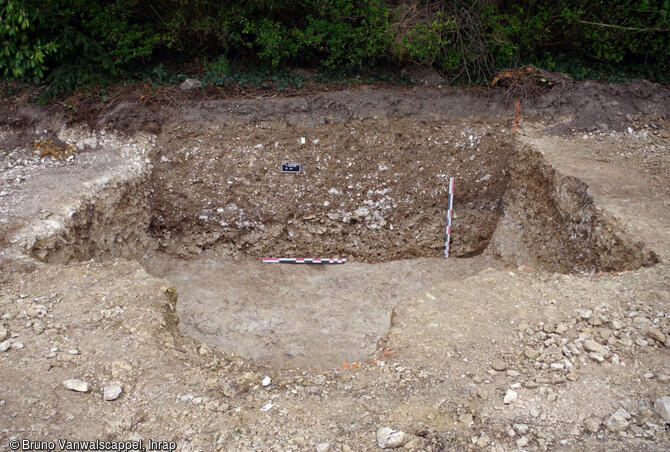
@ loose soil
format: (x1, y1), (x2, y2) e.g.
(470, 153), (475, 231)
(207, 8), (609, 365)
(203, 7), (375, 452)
(0, 80), (669, 452)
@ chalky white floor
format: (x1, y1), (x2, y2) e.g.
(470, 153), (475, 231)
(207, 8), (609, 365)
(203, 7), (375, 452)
(143, 252), (502, 369)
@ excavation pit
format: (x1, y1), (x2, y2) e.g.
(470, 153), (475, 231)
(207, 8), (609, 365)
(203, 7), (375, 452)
(26, 118), (657, 369)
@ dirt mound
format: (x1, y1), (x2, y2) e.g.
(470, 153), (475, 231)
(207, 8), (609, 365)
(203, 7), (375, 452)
(2, 77), (668, 139)
(537, 79), (669, 134)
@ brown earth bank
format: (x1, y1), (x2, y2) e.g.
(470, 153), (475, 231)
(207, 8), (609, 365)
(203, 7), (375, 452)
(0, 81), (669, 451)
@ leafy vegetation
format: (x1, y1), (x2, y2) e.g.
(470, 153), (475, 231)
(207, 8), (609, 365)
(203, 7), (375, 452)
(0, 0), (57, 81)
(2, 0), (668, 94)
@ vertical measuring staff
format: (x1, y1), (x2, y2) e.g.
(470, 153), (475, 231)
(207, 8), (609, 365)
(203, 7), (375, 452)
(444, 177), (455, 258)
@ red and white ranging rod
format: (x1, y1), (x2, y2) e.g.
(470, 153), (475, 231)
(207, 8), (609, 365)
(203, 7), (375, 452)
(444, 177), (455, 259)
(262, 257), (347, 264)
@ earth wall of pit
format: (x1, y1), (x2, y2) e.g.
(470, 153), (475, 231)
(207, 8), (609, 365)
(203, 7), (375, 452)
(19, 119), (657, 274)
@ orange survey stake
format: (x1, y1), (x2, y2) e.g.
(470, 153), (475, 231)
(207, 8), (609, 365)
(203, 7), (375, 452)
(514, 99), (520, 133)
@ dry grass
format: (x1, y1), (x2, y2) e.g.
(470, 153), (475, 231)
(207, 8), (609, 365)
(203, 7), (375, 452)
(491, 65), (572, 102)
(33, 140), (75, 159)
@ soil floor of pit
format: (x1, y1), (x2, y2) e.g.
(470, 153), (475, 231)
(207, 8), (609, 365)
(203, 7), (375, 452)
(143, 253), (503, 369)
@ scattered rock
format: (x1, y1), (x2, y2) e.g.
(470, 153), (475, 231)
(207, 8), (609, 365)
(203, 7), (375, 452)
(584, 418), (601, 433)
(653, 396), (670, 423)
(205, 399), (220, 412)
(514, 424), (529, 434)
(0, 340), (11, 352)
(610, 319), (625, 330)
(262, 376), (272, 387)
(317, 443), (331, 452)
(579, 309), (592, 320)
(604, 408), (631, 432)
(588, 352), (605, 362)
(402, 438), (422, 450)
(524, 348), (540, 360)
(221, 379), (237, 397)
(599, 328), (612, 341)
(584, 340), (610, 358)
(0, 325), (7, 342)
(179, 79), (202, 91)
(458, 412), (473, 424)
(613, 408), (632, 420)
(516, 436), (529, 448)
(504, 389), (518, 404)
(556, 323), (569, 334)
(62, 379), (89, 393)
(588, 315), (603, 326)
(259, 402), (273, 412)
(566, 371), (579, 381)
(633, 316), (651, 328)
(491, 358), (508, 371)
(32, 320), (44, 335)
(103, 385), (122, 401)
(647, 328), (666, 343)
(640, 407), (655, 418)
(376, 427), (410, 449)
(474, 433), (490, 448)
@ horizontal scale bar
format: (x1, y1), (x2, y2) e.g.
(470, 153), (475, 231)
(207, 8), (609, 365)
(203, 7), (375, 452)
(262, 258), (347, 264)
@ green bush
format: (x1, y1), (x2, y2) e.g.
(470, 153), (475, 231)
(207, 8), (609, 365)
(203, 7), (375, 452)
(0, 0), (57, 81)
(395, 11), (458, 70)
(489, 0), (670, 74)
(204, 56), (232, 81)
(300, 0), (392, 68)
(2, 0), (668, 93)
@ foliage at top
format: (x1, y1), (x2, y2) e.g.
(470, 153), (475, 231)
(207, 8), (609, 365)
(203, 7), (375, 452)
(1, 0), (668, 94)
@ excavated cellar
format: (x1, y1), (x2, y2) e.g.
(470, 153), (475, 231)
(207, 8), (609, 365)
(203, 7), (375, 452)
(145, 120), (655, 272)
(25, 118), (657, 369)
